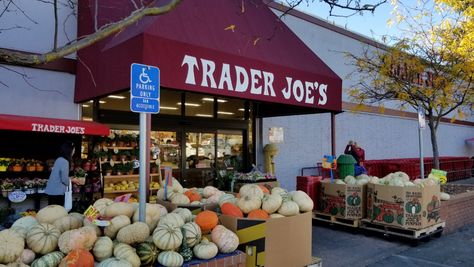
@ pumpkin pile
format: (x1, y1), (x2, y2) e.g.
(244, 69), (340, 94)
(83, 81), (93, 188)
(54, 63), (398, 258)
(220, 184), (314, 219)
(0, 200), (240, 267)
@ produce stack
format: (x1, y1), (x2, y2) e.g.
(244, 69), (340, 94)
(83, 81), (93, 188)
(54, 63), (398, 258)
(0, 196), (241, 267)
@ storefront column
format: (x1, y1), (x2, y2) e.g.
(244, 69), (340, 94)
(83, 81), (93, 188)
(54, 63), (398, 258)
(331, 112), (336, 156)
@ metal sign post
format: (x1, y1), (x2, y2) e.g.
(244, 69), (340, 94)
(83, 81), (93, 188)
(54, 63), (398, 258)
(130, 63), (160, 222)
(418, 107), (425, 179)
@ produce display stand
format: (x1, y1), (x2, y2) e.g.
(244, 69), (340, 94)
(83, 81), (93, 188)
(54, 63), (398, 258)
(313, 211), (360, 228)
(155, 250), (246, 267)
(360, 219), (445, 241)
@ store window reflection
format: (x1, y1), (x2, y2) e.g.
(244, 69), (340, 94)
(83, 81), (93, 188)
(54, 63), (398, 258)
(217, 97), (244, 120)
(217, 130), (243, 171)
(185, 93), (214, 117)
(185, 132), (215, 169)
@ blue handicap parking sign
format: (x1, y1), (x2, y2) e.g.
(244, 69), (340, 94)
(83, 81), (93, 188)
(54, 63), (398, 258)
(130, 63), (160, 113)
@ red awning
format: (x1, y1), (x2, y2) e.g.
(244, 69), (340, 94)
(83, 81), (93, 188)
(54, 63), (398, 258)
(75, 0), (342, 112)
(0, 114), (110, 136)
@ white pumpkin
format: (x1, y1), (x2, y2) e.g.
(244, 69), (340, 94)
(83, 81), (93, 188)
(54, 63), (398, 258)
(237, 196), (262, 214)
(261, 193), (283, 214)
(182, 222), (202, 247)
(193, 237), (218, 260)
(116, 222), (150, 245)
(271, 187), (287, 196)
(158, 251), (183, 267)
(53, 214), (83, 233)
(93, 236), (114, 262)
(269, 213), (285, 219)
(170, 193), (190, 205)
(172, 208), (193, 223)
(203, 186), (219, 198)
(158, 213), (185, 228)
(289, 190), (314, 212)
(104, 202), (135, 218)
(218, 193), (236, 206)
(0, 229), (24, 264)
(278, 200), (300, 216)
(239, 184), (264, 199)
(93, 198), (114, 216)
(26, 223), (61, 255)
(20, 249), (35, 265)
(211, 225), (239, 253)
(104, 215), (131, 239)
(132, 203), (161, 233)
(11, 216), (38, 231)
(36, 205), (68, 224)
(152, 224), (182, 250)
(157, 187), (176, 201)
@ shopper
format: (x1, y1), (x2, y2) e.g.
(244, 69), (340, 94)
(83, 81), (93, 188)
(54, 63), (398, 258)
(354, 142), (366, 166)
(344, 140), (360, 164)
(45, 141), (79, 206)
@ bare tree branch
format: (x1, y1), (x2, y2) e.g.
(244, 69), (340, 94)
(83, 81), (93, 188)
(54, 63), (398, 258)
(0, 0), (182, 66)
(10, 0), (39, 25)
(0, 65), (66, 96)
(53, 0), (58, 50)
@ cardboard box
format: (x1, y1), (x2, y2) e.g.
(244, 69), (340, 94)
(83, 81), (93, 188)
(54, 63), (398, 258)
(366, 183), (441, 229)
(219, 212), (312, 267)
(319, 180), (367, 219)
(156, 199), (218, 215)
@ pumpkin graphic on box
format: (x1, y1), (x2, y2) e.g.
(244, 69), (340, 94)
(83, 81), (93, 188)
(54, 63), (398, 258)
(405, 199), (422, 214)
(347, 192), (361, 206)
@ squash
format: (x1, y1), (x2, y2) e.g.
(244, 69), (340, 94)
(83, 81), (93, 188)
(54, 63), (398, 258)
(132, 203), (161, 233)
(158, 213), (185, 228)
(104, 202), (135, 218)
(20, 249), (35, 265)
(36, 205), (68, 224)
(82, 219), (102, 236)
(113, 243), (140, 267)
(170, 193), (190, 205)
(278, 200), (300, 216)
(237, 196), (262, 214)
(182, 222), (202, 247)
(26, 223), (61, 255)
(53, 214), (83, 233)
(152, 224), (182, 250)
(239, 184), (264, 199)
(31, 251), (65, 267)
(158, 251), (183, 267)
(258, 185), (271, 194)
(4, 262), (28, 267)
(136, 242), (159, 266)
(157, 187), (175, 201)
(58, 226), (97, 254)
(290, 190), (314, 212)
(178, 228), (193, 262)
(58, 248), (94, 267)
(10, 226), (27, 239)
(97, 257), (132, 267)
(104, 215), (131, 239)
(0, 229), (24, 264)
(262, 193), (283, 214)
(172, 208), (193, 223)
(116, 222), (150, 245)
(12, 216), (38, 231)
(220, 202), (243, 218)
(247, 209), (269, 219)
(218, 193), (236, 206)
(193, 237), (218, 260)
(271, 187), (287, 196)
(184, 190), (201, 202)
(195, 211), (218, 233)
(211, 225), (239, 253)
(206, 192), (223, 204)
(93, 236), (114, 262)
(203, 186), (219, 198)
(269, 213), (285, 219)
(157, 204), (168, 217)
(68, 212), (84, 221)
(93, 198), (114, 216)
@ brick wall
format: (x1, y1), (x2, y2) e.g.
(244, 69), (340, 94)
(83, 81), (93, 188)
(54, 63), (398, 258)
(440, 191), (474, 234)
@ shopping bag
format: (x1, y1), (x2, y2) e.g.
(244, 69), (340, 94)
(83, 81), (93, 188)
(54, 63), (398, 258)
(64, 180), (73, 211)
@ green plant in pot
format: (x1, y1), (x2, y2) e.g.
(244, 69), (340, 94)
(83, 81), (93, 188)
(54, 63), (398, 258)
(0, 158), (10, 172)
(95, 150), (108, 162)
(102, 162), (112, 176)
(119, 150), (131, 162)
(74, 167), (87, 185)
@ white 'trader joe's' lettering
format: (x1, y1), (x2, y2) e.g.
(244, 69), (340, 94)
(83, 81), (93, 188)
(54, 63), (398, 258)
(200, 59), (217, 88)
(182, 55), (199, 85)
(235, 66), (249, 92)
(318, 84), (328, 105)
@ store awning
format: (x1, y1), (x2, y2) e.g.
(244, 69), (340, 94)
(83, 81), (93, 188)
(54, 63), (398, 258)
(0, 114), (110, 136)
(75, 0), (342, 113)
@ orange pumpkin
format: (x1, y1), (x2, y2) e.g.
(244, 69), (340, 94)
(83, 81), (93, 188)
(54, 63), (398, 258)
(59, 248), (94, 267)
(220, 202), (243, 218)
(247, 209), (269, 220)
(258, 185), (270, 194)
(195, 210), (218, 233)
(184, 190), (202, 202)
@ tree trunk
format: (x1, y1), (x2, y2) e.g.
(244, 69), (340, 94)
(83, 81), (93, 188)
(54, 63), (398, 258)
(428, 118), (440, 169)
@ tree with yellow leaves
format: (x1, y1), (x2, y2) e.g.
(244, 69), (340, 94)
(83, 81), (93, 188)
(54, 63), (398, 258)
(347, 0), (473, 169)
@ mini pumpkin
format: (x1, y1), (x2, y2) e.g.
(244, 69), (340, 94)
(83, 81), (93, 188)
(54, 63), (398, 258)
(182, 222), (202, 247)
(220, 202), (243, 218)
(158, 251), (183, 267)
(262, 193), (283, 214)
(36, 205), (68, 224)
(193, 237), (218, 260)
(211, 225), (239, 253)
(0, 229), (24, 264)
(277, 200), (300, 216)
(26, 223), (61, 255)
(93, 236), (114, 262)
(152, 224), (183, 250)
(247, 209), (269, 220)
(184, 190), (202, 202)
(116, 222), (150, 245)
(237, 196), (262, 214)
(58, 248), (94, 267)
(195, 211), (218, 233)
(172, 208), (193, 223)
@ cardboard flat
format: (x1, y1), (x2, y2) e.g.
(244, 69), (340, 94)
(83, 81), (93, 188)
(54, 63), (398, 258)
(366, 183), (441, 229)
(220, 212), (312, 267)
(319, 180), (367, 219)
(156, 199), (218, 214)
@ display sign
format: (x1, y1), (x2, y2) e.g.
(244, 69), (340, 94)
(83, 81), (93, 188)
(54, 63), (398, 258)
(130, 63), (160, 113)
(83, 205), (100, 222)
(269, 127), (284, 143)
(115, 193), (132, 203)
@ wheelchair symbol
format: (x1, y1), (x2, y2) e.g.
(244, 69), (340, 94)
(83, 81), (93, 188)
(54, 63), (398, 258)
(139, 68), (152, 84)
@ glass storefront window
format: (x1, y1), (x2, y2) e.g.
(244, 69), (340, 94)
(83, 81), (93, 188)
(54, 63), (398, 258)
(152, 131), (180, 169)
(217, 130), (243, 171)
(81, 101), (93, 121)
(185, 93), (214, 117)
(217, 97), (245, 120)
(185, 132), (215, 169)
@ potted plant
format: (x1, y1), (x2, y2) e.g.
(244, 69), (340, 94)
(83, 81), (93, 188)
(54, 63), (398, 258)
(119, 150), (131, 162)
(130, 149), (139, 161)
(109, 149), (119, 162)
(107, 132), (116, 147)
(115, 164), (125, 176)
(95, 150), (108, 163)
(124, 162), (134, 175)
(35, 161), (45, 172)
(26, 160), (37, 172)
(116, 134), (126, 147)
(150, 162), (158, 173)
(74, 167), (87, 185)
(102, 162), (112, 176)
(23, 180), (36, 194)
(34, 178), (48, 193)
(11, 159), (24, 172)
(0, 158), (9, 172)
(1, 179), (14, 197)
(130, 134), (138, 147)
(82, 159), (91, 171)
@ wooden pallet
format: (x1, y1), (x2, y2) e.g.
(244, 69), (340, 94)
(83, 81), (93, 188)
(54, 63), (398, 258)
(360, 219), (445, 239)
(306, 257), (322, 267)
(313, 212), (360, 228)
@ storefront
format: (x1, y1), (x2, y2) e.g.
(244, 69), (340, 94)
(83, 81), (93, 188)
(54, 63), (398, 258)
(75, 0), (342, 188)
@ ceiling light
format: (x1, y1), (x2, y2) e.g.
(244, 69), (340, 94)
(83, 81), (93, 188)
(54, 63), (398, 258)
(177, 102), (201, 107)
(202, 97), (227, 103)
(217, 111), (234, 115)
(89, 100), (93, 103)
(108, 95), (126, 99)
(196, 114), (213, 117)
(160, 106), (178, 110)
(82, 117), (93, 121)
(82, 104), (90, 108)
(238, 108), (245, 111)
(99, 100), (106, 104)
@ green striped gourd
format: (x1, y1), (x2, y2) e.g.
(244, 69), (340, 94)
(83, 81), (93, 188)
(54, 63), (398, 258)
(182, 222), (202, 247)
(179, 228), (193, 261)
(97, 257), (132, 267)
(158, 251), (183, 267)
(113, 243), (140, 267)
(31, 251), (65, 267)
(136, 242), (159, 266)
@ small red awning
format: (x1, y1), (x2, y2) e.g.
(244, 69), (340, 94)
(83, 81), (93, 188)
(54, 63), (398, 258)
(75, 0), (342, 113)
(0, 114), (110, 136)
